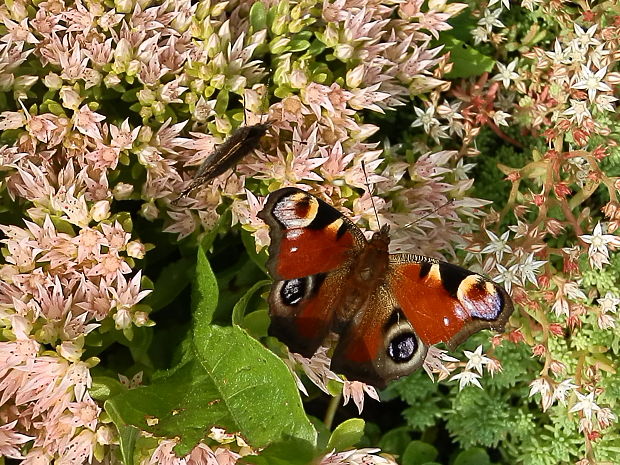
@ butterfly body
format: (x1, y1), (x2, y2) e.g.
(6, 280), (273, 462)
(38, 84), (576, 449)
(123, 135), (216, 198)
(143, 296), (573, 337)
(176, 122), (271, 200)
(259, 187), (513, 387)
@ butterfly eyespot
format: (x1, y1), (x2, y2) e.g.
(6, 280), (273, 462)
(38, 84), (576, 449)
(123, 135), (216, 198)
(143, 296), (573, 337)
(387, 332), (418, 363)
(280, 278), (307, 306)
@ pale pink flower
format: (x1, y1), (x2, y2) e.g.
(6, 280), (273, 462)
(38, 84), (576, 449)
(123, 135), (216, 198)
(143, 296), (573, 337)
(422, 346), (459, 380)
(22, 447), (53, 465)
(0, 111), (26, 131)
(118, 371), (143, 389)
(73, 105), (105, 140)
(463, 345), (492, 375)
(66, 394), (100, 431)
(552, 379), (577, 406)
(596, 408), (616, 429)
(56, 429), (96, 465)
(571, 65), (612, 102)
(109, 271), (152, 312)
(110, 119), (140, 150)
(0, 420), (33, 458)
(85, 145), (120, 170)
(100, 221), (131, 251)
(86, 251), (132, 281)
(149, 439), (186, 465)
(288, 347), (342, 394)
(342, 381), (380, 414)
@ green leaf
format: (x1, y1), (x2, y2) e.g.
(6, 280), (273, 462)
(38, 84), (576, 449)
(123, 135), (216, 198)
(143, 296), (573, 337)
(249, 1), (267, 31)
(287, 39), (310, 52)
(378, 427), (412, 456)
(243, 309), (271, 339)
(401, 441), (438, 465)
(117, 425), (140, 465)
(242, 437), (316, 465)
(192, 246), (219, 326)
(453, 448), (492, 465)
(439, 35), (495, 78)
(145, 257), (193, 312)
(106, 251), (316, 454)
(326, 418), (365, 452)
(232, 280), (270, 326)
(90, 376), (125, 401)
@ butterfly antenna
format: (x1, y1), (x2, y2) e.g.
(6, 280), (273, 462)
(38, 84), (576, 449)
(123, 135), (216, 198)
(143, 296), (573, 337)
(241, 92), (248, 126)
(402, 199), (455, 229)
(361, 160), (382, 229)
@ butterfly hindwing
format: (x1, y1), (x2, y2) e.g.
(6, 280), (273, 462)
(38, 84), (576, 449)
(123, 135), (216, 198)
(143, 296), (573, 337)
(330, 283), (429, 388)
(330, 257), (512, 387)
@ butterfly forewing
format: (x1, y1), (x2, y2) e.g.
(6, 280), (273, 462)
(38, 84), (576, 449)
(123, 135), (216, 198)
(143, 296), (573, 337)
(258, 187), (367, 281)
(388, 255), (513, 349)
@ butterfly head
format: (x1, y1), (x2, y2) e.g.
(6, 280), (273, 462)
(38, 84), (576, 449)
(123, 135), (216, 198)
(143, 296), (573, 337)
(369, 224), (391, 250)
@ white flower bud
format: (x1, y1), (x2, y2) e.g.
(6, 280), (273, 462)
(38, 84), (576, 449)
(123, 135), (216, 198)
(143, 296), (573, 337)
(113, 308), (132, 330)
(126, 241), (145, 259)
(346, 64), (365, 89)
(44, 73), (63, 90)
(91, 200), (111, 222)
(113, 182), (134, 200)
(140, 202), (159, 221)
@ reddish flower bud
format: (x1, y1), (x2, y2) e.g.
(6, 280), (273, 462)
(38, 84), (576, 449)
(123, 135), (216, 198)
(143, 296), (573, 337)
(573, 129), (590, 146)
(507, 171), (521, 182)
(568, 313), (583, 329)
(542, 128), (557, 142)
(509, 330), (525, 344)
(550, 360), (566, 375)
(554, 182), (572, 199)
(532, 344), (546, 356)
(533, 193), (546, 206)
(592, 146), (608, 159)
(582, 10), (596, 22)
(538, 274), (550, 288)
(587, 431), (602, 441)
(549, 323), (564, 336)
(563, 257), (579, 274)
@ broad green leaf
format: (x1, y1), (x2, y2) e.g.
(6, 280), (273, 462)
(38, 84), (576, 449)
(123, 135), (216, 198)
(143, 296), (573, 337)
(326, 418), (365, 452)
(454, 447), (492, 465)
(145, 257), (193, 312)
(378, 426), (412, 456)
(243, 309), (271, 339)
(193, 246), (219, 326)
(401, 441), (439, 465)
(439, 35), (495, 78)
(106, 250), (315, 455)
(232, 280), (270, 326)
(241, 437), (316, 465)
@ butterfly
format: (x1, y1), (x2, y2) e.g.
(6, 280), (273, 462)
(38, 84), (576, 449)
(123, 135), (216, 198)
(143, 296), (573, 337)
(174, 121), (271, 202)
(258, 187), (514, 388)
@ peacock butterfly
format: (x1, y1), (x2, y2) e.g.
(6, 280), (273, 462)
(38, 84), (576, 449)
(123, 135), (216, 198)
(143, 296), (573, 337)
(175, 121), (271, 202)
(258, 187), (514, 388)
